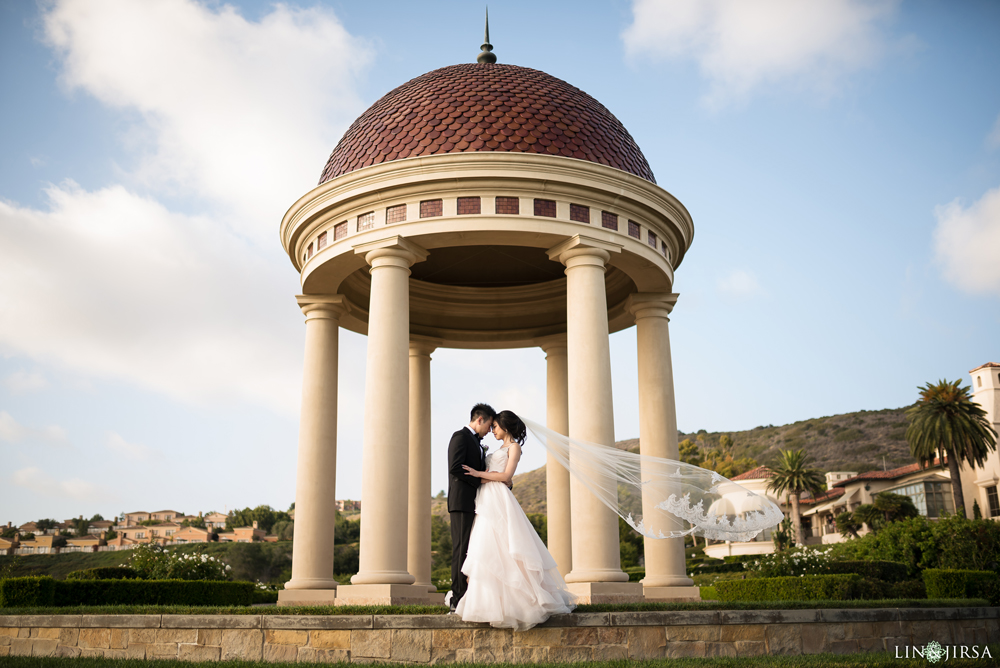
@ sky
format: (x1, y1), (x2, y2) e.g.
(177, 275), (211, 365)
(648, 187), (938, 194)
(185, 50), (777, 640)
(1, 0), (998, 526)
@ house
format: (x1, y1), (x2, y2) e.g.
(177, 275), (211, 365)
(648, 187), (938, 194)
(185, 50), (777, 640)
(149, 510), (184, 522)
(173, 525), (211, 543)
(17, 535), (57, 555)
(88, 520), (115, 535)
(122, 511), (150, 525)
(336, 500), (360, 512)
(62, 534), (101, 553)
(217, 522), (266, 543)
(203, 512), (228, 530)
(0, 536), (17, 555)
(17, 522), (39, 536)
(801, 458), (952, 544)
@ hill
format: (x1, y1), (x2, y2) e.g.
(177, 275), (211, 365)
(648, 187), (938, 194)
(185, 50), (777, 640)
(509, 405), (915, 514)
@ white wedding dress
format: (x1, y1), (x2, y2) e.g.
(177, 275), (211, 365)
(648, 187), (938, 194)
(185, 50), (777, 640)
(454, 445), (576, 630)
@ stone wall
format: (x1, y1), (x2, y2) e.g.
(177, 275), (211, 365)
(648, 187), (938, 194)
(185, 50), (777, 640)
(0, 609), (997, 663)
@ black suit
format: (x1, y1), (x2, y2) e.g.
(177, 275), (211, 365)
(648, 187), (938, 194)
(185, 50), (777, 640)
(448, 426), (485, 606)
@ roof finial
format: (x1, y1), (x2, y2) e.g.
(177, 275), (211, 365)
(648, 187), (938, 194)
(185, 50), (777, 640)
(477, 7), (497, 63)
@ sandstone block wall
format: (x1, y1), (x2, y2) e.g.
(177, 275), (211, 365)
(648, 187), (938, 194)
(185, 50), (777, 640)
(0, 608), (996, 663)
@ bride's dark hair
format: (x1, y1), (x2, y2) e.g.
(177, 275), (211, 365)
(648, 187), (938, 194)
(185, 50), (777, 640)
(496, 410), (527, 446)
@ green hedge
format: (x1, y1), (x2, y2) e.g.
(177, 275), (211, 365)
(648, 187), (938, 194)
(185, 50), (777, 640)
(252, 590), (279, 604)
(66, 567), (139, 581)
(624, 567), (645, 582)
(694, 562), (746, 574)
(923, 569), (999, 603)
(715, 574), (860, 602)
(52, 579), (253, 607)
(0, 577), (56, 607)
(722, 555), (759, 564)
(825, 560), (909, 582)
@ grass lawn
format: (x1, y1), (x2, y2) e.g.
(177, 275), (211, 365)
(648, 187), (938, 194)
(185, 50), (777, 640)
(2, 650), (999, 667)
(0, 599), (987, 616)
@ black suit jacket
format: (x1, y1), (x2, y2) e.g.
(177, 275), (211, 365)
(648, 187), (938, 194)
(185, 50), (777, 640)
(448, 427), (485, 513)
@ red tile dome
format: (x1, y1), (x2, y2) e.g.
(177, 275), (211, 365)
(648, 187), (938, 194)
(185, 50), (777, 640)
(319, 63), (656, 185)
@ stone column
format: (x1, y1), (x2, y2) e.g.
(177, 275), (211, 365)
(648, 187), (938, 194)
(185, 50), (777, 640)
(337, 236), (430, 606)
(539, 335), (572, 577)
(626, 293), (699, 601)
(279, 295), (348, 606)
(548, 235), (642, 603)
(408, 340), (437, 594)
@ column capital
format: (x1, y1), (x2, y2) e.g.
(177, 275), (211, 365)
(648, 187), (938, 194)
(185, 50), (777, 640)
(546, 235), (622, 267)
(296, 294), (350, 320)
(535, 333), (568, 355)
(625, 293), (679, 320)
(354, 235), (429, 268)
(409, 337), (439, 357)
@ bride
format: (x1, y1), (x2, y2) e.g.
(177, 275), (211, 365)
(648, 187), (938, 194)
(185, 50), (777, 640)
(454, 409), (576, 630)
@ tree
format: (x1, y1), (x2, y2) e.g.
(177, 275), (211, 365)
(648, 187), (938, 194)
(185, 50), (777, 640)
(766, 449), (826, 547)
(90, 514), (105, 522)
(227, 505), (292, 534)
(35, 519), (58, 533)
(906, 379), (998, 518)
(835, 511), (862, 539)
(618, 516), (643, 568)
(853, 504), (883, 534)
(1, 526), (17, 539)
(72, 518), (90, 537)
(678, 439), (702, 466)
(181, 516), (206, 529)
(873, 492), (919, 525)
(974, 499), (983, 519)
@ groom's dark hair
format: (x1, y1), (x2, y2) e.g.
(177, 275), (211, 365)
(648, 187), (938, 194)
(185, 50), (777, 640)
(470, 403), (496, 423)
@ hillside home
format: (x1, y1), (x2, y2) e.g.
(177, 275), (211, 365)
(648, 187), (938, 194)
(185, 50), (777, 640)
(173, 525), (211, 543)
(204, 512), (228, 529)
(150, 510), (184, 522)
(217, 523), (266, 543)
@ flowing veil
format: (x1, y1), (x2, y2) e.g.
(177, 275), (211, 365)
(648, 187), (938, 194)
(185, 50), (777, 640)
(523, 418), (785, 542)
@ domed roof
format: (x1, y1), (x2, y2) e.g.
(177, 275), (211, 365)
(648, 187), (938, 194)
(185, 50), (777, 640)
(319, 63), (655, 185)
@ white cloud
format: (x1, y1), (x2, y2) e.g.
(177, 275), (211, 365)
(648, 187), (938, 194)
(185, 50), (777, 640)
(988, 114), (1000, 150)
(0, 411), (68, 445)
(106, 431), (159, 461)
(623, 0), (899, 107)
(42, 0), (372, 243)
(11, 466), (113, 502)
(2, 370), (48, 394)
(0, 183), (304, 415)
(933, 186), (1000, 297)
(717, 269), (762, 296)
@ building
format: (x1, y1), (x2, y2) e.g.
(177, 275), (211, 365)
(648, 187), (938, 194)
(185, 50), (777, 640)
(204, 512), (228, 529)
(336, 500), (360, 513)
(966, 362), (1000, 519)
(278, 29), (695, 605)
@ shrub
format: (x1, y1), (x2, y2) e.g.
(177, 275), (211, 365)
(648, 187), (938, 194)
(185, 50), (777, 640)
(716, 574), (860, 602)
(743, 546), (832, 578)
(252, 589), (279, 604)
(0, 576), (55, 607)
(66, 567), (140, 581)
(694, 562), (745, 574)
(53, 579), (253, 606)
(624, 567), (645, 582)
(825, 560), (909, 582)
(828, 515), (1000, 574)
(888, 579), (926, 599)
(923, 569), (999, 603)
(129, 544), (231, 581)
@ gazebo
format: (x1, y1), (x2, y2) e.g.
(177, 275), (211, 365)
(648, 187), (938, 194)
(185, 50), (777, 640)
(277, 39), (696, 606)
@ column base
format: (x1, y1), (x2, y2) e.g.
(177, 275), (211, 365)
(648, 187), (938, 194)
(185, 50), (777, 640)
(277, 588), (337, 607)
(334, 584), (435, 606)
(566, 582), (644, 604)
(642, 585), (702, 602)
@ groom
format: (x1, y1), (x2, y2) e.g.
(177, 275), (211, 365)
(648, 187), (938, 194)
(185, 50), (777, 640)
(447, 402), (496, 612)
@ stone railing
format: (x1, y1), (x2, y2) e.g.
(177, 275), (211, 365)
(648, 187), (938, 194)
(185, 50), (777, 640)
(0, 608), (997, 663)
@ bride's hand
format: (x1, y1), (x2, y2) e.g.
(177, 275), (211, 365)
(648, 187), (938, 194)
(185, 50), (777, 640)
(461, 465), (481, 478)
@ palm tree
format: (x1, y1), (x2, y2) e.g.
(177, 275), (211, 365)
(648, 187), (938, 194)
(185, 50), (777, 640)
(906, 379), (998, 517)
(835, 511), (861, 539)
(766, 449), (826, 546)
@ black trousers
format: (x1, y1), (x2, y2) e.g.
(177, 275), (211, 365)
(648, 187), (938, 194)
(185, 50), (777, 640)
(450, 511), (475, 605)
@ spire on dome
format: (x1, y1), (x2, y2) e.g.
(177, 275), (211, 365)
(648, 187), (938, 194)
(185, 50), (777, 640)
(477, 8), (497, 63)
